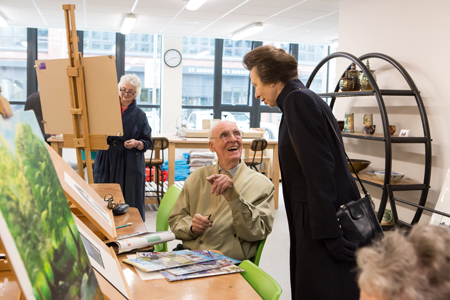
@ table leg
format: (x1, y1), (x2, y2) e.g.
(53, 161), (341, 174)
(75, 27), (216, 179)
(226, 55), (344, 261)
(272, 145), (279, 209)
(51, 141), (63, 157)
(168, 143), (175, 187)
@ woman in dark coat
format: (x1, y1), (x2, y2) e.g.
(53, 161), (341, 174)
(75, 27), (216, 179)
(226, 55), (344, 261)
(94, 74), (152, 221)
(243, 45), (361, 299)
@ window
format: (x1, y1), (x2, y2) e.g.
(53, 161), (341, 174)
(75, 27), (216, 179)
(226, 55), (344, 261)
(296, 43), (329, 93)
(221, 39), (252, 106)
(0, 26), (27, 111)
(260, 112), (281, 139)
(84, 31), (116, 56)
(182, 36), (215, 107)
(38, 28), (68, 60)
(125, 34), (162, 133)
(183, 108), (213, 130)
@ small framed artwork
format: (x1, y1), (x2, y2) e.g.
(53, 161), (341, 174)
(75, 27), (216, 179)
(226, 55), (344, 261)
(399, 129), (410, 137)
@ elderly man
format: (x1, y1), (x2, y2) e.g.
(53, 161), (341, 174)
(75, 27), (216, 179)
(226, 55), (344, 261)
(169, 120), (275, 260)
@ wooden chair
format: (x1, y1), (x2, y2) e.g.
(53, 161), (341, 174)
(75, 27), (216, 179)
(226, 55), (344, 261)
(145, 137), (169, 205)
(239, 260), (282, 300)
(243, 138), (270, 178)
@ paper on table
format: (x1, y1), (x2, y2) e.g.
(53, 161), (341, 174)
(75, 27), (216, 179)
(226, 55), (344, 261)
(126, 255), (164, 281)
(108, 231), (175, 254)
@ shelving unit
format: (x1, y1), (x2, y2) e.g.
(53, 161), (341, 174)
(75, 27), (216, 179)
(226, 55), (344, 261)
(306, 52), (432, 227)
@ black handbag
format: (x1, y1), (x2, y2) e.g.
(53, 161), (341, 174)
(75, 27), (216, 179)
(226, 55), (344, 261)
(290, 88), (384, 247)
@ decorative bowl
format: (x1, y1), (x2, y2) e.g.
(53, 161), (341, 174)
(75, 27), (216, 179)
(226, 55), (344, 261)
(374, 171), (404, 182)
(348, 159), (371, 173)
(337, 121), (345, 131)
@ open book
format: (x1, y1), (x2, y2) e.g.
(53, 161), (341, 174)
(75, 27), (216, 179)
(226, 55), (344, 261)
(107, 231), (175, 254)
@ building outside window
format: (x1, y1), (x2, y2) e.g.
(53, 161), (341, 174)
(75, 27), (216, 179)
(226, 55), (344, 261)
(221, 39), (252, 106)
(125, 33), (162, 133)
(182, 36), (215, 129)
(0, 26), (27, 111)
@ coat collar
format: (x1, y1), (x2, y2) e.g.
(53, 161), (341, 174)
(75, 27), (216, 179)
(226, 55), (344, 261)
(276, 79), (306, 113)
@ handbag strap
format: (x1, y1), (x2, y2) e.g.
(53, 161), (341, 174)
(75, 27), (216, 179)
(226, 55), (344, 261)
(292, 88), (369, 196)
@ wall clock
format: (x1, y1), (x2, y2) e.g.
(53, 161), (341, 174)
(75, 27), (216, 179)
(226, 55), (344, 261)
(164, 49), (182, 68)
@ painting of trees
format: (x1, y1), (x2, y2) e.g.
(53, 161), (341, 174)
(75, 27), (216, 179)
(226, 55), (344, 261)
(0, 118), (103, 300)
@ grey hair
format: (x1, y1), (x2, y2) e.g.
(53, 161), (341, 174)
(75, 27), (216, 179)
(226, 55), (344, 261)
(118, 73), (141, 99)
(357, 224), (450, 300)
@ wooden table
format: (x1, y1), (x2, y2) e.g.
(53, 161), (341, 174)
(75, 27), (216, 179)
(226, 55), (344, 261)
(160, 134), (280, 209)
(1, 183), (261, 300)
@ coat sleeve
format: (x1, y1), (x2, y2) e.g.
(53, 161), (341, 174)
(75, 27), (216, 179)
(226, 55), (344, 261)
(138, 113), (152, 152)
(223, 175), (275, 242)
(283, 90), (343, 240)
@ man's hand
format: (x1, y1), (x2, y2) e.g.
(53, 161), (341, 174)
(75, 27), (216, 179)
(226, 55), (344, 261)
(206, 174), (233, 196)
(191, 213), (212, 235)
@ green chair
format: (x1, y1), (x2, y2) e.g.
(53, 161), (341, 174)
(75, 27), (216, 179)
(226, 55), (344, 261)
(153, 185), (181, 252)
(239, 260), (282, 300)
(250, 237), (266, 266)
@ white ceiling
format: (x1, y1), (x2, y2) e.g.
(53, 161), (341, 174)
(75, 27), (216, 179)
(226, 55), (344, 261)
(0, 0), (340, 45)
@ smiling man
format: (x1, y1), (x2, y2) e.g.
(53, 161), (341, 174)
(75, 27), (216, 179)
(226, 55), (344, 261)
(169, 121), (275, 260)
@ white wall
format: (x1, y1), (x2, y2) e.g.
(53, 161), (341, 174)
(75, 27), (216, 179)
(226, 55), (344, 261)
(337, 0), (450, 223)
(161, 35), (183, 135)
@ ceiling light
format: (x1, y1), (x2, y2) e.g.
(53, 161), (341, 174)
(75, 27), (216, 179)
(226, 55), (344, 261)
(121, 13), (136, 35)
(0, 15), (8, 27)
(186, 0), (208, 11)
(231, 22), (263, 40)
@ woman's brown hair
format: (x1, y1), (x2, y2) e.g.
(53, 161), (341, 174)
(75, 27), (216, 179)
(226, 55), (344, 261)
(243, 45), (298, 84)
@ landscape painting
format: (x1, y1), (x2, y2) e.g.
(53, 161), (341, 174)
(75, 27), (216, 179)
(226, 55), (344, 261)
(0, 111), (104, 299)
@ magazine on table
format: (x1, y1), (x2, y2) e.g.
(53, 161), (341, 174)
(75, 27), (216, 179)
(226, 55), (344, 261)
(165, 250), (242, 276)
(107, 231), (175, 254)
(122, 250), (215, 272)
(161, 264), (244, 282)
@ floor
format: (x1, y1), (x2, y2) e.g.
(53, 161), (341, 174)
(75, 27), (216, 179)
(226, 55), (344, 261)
(143, 182), (292, 300)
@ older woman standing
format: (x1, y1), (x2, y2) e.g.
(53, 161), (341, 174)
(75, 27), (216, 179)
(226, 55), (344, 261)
(243, 45), (360, 299)
(94, 74), (152, 221)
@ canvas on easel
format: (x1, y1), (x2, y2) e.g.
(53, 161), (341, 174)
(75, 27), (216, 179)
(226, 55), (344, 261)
(0, 110), (104, 299)
(74, 214), (132, 300)
(35, 56), (123, 137)
(47, 143), (117, 241)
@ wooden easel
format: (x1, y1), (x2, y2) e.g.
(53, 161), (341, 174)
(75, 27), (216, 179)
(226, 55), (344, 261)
(62, 4), (103, 183)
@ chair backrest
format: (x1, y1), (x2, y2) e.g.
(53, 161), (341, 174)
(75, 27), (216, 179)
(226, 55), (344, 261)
(153, 185), (181, 252)
(239, 260), (282, 300)
(250, 237), (266, 266)
(149, 137), (169, 165)
(250, 138), (268, 166)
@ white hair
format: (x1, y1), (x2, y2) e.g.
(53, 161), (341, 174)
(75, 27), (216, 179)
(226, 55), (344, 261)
(118, 73), (141, 99)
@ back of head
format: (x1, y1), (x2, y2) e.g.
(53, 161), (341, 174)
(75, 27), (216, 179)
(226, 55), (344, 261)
(118, 73), (142, 98)
(357, 224), (450, 300)
(243, 45), (298, 84)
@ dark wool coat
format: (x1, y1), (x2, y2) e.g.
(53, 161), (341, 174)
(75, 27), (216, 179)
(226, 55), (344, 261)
(94, 101), (152, 221)
(277, 79), (360, 300)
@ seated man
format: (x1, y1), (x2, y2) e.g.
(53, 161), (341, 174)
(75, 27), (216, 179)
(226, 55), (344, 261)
(169, 120), (275, 261)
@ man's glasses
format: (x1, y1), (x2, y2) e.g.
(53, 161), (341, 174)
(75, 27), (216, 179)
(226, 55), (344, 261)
(120, 88), (136, 95)
(211, 130), (243, 142)
(104, 194), (118, 210)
